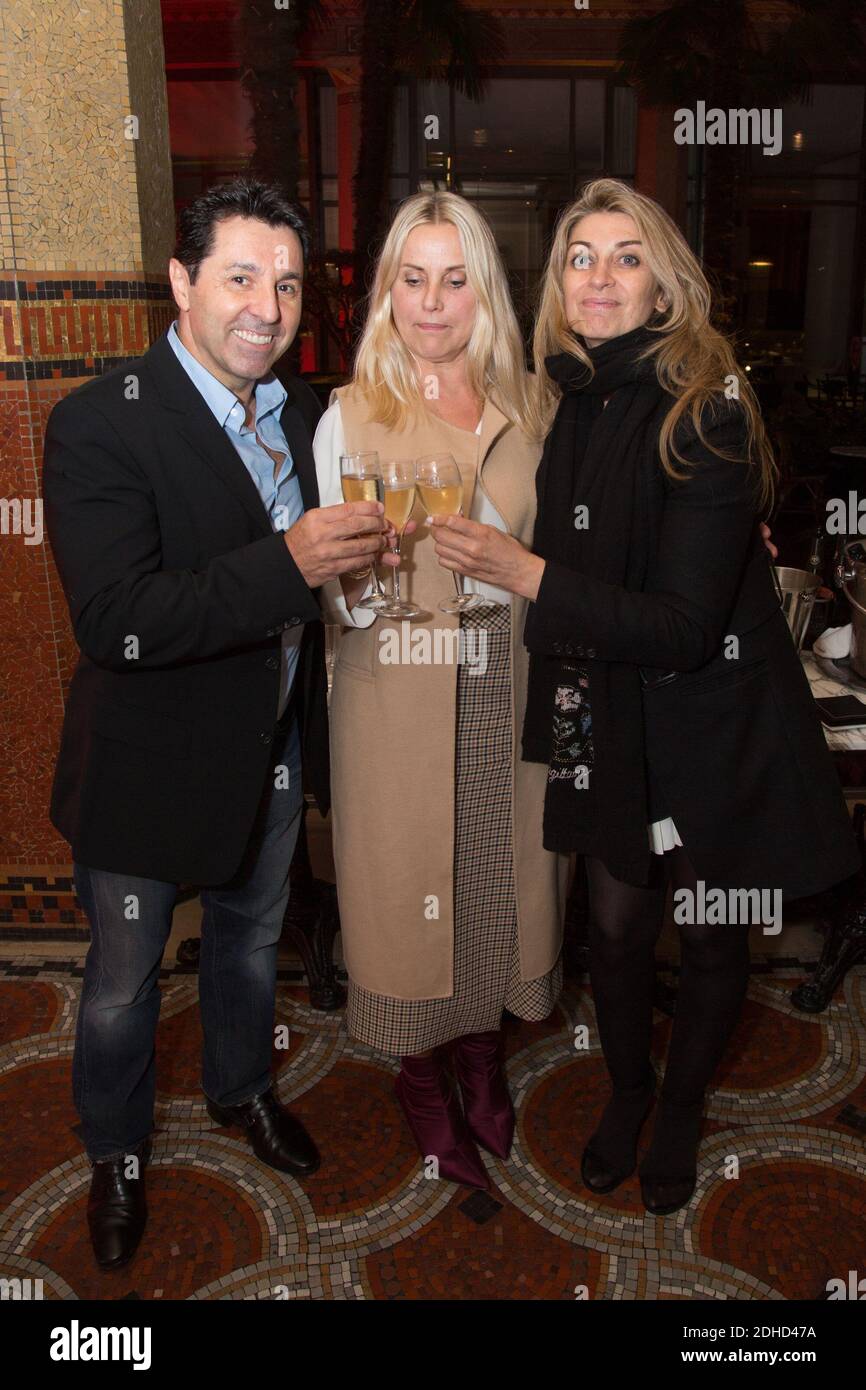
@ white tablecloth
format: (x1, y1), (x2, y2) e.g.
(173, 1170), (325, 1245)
(802, 653), (866, 752)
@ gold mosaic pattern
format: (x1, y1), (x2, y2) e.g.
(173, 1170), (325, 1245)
(0, 0), (172, 274)
(1, 275), (173, 372)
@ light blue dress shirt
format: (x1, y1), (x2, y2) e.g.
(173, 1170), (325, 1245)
(167, 319), (305, 719)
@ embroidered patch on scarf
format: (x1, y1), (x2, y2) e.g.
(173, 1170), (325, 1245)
(548, 662), (593, 786)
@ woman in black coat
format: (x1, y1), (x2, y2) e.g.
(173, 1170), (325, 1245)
(429, 177), (860, 1216)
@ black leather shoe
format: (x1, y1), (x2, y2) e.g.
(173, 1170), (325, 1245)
(86, 1138), (151, 1270)
(206, 1087), (320, 1177)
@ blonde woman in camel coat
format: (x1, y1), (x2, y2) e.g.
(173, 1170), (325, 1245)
(313, 192), (569, 1189)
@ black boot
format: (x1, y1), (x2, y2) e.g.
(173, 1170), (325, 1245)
(581, 857), (667, 1195)
(639, 917), (750, 1216)
(581, 1068), (656, 1194)
(86, 1137), (151, 1270)
(638, 1098), (704, 1215)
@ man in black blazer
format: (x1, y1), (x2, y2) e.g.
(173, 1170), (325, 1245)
(43, 179), (386, 1269)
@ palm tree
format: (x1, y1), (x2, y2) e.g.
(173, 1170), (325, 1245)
(618, 0), (866, 328)
(237, 0), (329, 201)
(352, 0), (506, 302)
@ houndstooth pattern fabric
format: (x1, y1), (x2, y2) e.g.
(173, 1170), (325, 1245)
(347, 603), (563, 1055)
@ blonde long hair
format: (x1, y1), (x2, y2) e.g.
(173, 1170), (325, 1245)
(533, 178), (776, 509)
(353, 192), (544, 438)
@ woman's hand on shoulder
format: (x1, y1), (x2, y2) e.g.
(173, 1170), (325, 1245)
(760, 521), (778, 560)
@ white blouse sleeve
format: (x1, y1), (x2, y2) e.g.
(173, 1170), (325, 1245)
(312, 399), (376, 629)
(464, 419), (514, 606)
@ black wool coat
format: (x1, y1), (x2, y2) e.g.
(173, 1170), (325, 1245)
(524, 404), (859, 900)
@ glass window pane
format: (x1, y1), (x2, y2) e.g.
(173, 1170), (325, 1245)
(610, 86), (636, 176)
(470, 196), (547, 344)
(748, 177), (859, 206)
(416, 82), (451, 175)
(740, 203), (857, 375)
(749, 84), (863, 175)
(323, 204), (339, 251)
(166, 80), (253, 158)
(392, 84), (409, 172)
(456, 79), (570, 174)
(573, 79), (605, 171)
(743, 207), (811, 331)
(319, 84), (337, 177)
(802, 203), (857, 374)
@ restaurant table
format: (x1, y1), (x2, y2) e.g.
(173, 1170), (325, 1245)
(829, 445), (866, 459)
(788, 654), (866, 1011)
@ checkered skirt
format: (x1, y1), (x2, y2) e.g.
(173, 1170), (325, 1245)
(346, 603), (563, 1055)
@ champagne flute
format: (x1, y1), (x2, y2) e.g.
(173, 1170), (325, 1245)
(378, 460), (422, 619)
(340, 452), (386, 609)
(416, 454), (481, 614)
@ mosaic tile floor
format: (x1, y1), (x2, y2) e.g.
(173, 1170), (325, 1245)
(1, 958), (864, 1301)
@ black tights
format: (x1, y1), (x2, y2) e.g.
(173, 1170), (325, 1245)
(585, 849), (751, 1176)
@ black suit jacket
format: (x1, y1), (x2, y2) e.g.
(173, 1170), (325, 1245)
(43, 330), (330, 884)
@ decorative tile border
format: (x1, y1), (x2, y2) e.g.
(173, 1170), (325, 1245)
(0, 871), (80, 929)
(0, 279), (173, 300)
(1, 272), (173, 379)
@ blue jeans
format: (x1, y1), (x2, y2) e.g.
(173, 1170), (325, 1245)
(72, 717), (303, 1160)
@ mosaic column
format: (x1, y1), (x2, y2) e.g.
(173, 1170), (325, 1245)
(0, 0), (175, 935)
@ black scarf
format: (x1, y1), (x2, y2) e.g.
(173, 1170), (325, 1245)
(523, 323), (670, 885)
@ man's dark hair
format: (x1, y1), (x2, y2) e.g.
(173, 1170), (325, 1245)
(173, 178), (311, 283)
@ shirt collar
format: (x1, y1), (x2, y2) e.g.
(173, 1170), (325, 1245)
(167, 320), (287, 430)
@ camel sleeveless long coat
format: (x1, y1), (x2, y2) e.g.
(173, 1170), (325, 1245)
(327, 383), (569, 1001)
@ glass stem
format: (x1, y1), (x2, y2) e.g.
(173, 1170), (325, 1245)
(452, 505), (464, 601)
(390, 536), (402, 603)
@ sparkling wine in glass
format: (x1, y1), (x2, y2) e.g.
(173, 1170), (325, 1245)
(340, 452), (386, 608)
(378, 460), (422, 619)
(416, 454), (480, 614)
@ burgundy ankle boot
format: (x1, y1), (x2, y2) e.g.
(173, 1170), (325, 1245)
(395, 1049), (489, 1190)
(453, 1030), (515, 1160)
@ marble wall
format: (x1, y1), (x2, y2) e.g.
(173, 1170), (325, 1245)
(0, 0), (175, 933)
